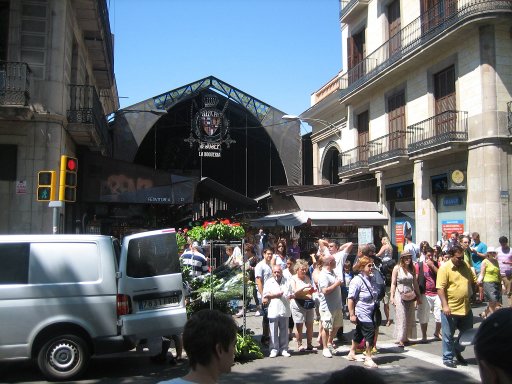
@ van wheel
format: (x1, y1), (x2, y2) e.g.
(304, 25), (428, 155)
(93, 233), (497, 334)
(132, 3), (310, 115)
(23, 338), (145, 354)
(37, 334), (90, 381)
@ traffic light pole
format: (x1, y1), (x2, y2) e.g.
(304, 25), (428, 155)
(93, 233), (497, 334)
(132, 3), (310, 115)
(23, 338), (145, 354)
(48, 201), (64, 234)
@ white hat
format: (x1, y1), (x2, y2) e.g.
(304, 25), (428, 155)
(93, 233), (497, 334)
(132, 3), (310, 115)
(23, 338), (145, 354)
(486, 247), (498, 254)
(192, 241), (200, 247)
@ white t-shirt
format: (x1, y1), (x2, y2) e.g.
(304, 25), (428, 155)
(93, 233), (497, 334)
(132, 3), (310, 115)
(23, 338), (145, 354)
(333, 250), (348, 277)
(255, 260), (272, 299)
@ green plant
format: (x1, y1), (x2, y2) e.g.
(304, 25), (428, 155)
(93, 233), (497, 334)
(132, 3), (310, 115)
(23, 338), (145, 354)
(235, 327), (264, 361)
(187, 226), (205, 243)
(176, 232), (187, 252)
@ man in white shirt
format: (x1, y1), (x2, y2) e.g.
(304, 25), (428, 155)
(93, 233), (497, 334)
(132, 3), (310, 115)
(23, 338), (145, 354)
(255, 248), (274, 345)
(404, 235), (420, 262)
(263, 265), (293, 358)
(329, 240), (353, 277)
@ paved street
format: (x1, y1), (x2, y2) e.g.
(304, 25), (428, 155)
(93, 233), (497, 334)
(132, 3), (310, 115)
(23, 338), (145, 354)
(0, 302), (496, 384)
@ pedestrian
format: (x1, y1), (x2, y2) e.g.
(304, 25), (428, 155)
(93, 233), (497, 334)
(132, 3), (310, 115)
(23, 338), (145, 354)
(496, 236), (512, 306)
(346, 256), (380, 368)
(390, 251), (421, 347)
(436, 244), (477, 368)
(477, 246), (502, 319)
(415, 246), (441, 342)
(470, 232), (487, 303)
(255, 248), (273, 345)
(263, 265), (293, 358)
(158, 309), (238, 384)
(289, 259), (317, 352)
(318, 255), (344, 358)
(474, 308), (512, 384)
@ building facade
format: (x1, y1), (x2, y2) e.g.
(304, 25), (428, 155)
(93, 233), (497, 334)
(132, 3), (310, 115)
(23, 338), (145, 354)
(0, 0), (118, 233)
(303, 0), (511, 249)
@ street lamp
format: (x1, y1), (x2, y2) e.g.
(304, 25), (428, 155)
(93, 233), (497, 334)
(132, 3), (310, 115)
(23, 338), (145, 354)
(107, 108), (167, 122)
(282, 114), (341, 140)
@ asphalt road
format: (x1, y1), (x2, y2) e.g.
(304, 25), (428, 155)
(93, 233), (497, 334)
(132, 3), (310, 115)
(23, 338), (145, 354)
(0, 303), (496, 384)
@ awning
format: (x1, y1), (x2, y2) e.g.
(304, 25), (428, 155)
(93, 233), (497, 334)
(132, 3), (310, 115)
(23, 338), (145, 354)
(250, 211), (308, 227)
(250, 196), (388, 227)
(197, 177), (257, 208)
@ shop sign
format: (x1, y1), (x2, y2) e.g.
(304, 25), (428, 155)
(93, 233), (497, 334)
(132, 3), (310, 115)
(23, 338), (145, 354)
(358, 227), (373, 245)
(395, 220), (413, 253)
(198, 142), (221, 158)
(443, 196), (462, 206)
(441, 219), (464, 235)
(185, 94), (236, 157)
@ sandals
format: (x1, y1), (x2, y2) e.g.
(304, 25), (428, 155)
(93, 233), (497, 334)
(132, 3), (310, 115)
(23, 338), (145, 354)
(297, 342), (306, 352)
(346, 354), (357, 361)
(364, 358), (378, 368)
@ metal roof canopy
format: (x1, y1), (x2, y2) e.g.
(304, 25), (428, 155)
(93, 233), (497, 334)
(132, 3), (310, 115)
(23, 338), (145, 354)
(250, 196), (387, 227)
(111, 75), (301, 188)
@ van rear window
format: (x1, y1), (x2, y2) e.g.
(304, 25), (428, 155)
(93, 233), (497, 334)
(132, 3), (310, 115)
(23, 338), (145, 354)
(0, 243), (30, 284)
(126, 233), (180, 278)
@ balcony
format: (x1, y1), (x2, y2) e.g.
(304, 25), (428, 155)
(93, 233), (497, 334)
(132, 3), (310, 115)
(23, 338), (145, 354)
(339, 145), (369, 176)
(73, 0), (114, 90)
(339, 0), (370, 23)
(368, 130), (408, 168)
(0, 61), (31, 107)
(339, 0), (512, 98)
(67, 84), (111, 156)
(407, 110), (468, 156)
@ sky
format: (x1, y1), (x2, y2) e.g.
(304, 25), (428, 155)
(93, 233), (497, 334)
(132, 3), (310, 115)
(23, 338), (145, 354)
(107, 0), (342, 121)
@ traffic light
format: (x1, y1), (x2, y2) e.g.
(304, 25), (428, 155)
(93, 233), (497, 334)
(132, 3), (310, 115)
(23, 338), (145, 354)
(59, 155), (78, 202)
(37, 171), (56, 201)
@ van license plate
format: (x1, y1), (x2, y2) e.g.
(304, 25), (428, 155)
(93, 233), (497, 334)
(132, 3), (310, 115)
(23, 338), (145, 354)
(139, 296), (179, 311)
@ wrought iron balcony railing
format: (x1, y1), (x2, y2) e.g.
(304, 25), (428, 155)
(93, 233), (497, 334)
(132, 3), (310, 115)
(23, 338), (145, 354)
(339, 145), (369, 174)
(407, 110), (468, 154)
(368, 130), (408, 165)
(0, 61), (31, 106)
(68, 84), (111, 154)
(339, 0), (511, 95)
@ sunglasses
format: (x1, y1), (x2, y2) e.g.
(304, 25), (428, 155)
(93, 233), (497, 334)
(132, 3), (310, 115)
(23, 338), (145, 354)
(366, 264), (374, 268)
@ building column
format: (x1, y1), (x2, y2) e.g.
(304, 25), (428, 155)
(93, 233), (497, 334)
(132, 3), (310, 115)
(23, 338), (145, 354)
(466, 25), (505, 244)
(414, 160), (436, 244)
(312, 142), (320, 184)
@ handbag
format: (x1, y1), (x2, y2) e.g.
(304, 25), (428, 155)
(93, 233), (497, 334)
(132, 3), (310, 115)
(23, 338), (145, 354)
(399, 289), (417, 302)
(295, 298), (315, 309)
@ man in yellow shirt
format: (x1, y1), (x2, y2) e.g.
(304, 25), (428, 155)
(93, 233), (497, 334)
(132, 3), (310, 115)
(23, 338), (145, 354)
(436, 244), (477, 368)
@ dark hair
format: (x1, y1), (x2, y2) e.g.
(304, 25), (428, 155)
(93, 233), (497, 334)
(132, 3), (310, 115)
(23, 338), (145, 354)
(182, 309), (238, 369)
(275, 240), (287, 256)
(448, 244), (463, 256)
(324, 366), (387, 384)
(474, 308), (512, 375)
(499, 236), (508, 244)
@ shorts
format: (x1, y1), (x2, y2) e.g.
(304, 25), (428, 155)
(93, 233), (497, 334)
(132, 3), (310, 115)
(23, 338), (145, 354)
(417, 294), (441, 324)
(353, 320), (376, 347)
(483, 281), (501, 303)
(291, 300), (315, 324)
(320, 309), (344, 330)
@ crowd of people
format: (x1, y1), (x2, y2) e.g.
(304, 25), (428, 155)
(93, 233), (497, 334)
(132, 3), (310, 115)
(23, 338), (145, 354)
(195, 229), (511, 370)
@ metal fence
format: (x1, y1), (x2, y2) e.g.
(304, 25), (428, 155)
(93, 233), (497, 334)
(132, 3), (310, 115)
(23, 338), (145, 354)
(0, 61), (31, 106)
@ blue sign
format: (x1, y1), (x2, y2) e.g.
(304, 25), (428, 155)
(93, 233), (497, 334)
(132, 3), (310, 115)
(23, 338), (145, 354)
(443, 196), (462, 206)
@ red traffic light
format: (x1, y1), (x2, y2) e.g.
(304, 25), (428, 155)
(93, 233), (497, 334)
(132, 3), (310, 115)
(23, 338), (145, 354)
(66, 158), (77, 171)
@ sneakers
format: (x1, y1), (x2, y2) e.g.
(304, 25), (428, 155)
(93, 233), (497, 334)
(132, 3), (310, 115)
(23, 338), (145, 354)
(254, 310), (261, 317)
(322, 348), (333, 358)
(281, 350), (291, 357)
(269, 350), (278, 358)
(235, 309), (244, 318)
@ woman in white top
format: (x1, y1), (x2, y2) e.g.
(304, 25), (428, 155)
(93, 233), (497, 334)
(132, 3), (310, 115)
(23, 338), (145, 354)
(289, 259), (317, 351)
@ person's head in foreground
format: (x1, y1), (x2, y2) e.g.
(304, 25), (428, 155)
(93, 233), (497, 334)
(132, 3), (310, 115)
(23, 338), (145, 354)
(474, 308), (512, 384)
(324, 365), (387, 384)
(169, 309), (238, 384)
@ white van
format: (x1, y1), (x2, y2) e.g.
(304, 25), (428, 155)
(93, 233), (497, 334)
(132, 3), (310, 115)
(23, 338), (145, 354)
(0, 228), (187, 381)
